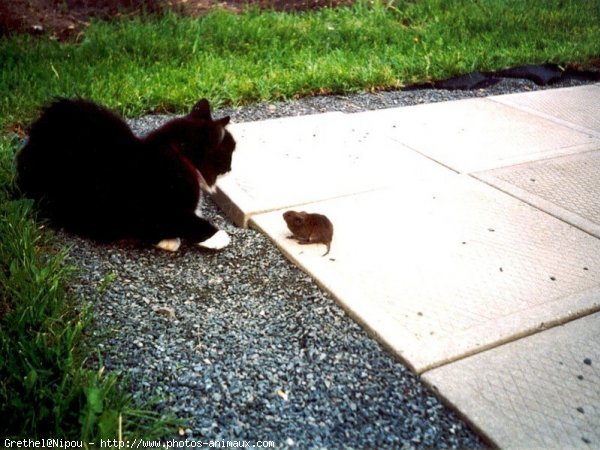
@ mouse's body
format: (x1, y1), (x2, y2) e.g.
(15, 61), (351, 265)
(283, 210), (333, 256)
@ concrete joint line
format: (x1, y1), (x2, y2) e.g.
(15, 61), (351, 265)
(489, 94), (600, 140)
(471, 170), (600, 240)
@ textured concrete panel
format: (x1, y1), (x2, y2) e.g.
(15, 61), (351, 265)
(491, 85), (600, 138)
(476, 149), (600, 238)
(346, 98), (600, 173)
(423, 313), (600, 449)
(250, 174), (600, 373)
(214, 112), (415, 226)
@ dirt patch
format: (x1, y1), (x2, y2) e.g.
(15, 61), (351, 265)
(0, 0), (357, 40)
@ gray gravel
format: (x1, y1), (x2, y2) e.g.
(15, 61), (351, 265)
(62, 78), (593, 449)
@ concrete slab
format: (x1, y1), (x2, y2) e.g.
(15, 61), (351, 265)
(250, 173), (600, 373)
(344, 97), (600, 173)
(214, 112), (415, 226)
(423, 312), (600, 449)
(490, 84), (600, 138)
(476, 149), (600, 239)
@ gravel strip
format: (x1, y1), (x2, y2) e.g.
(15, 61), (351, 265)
(189, 76), (591, 123)
(63, 78), (593, 449)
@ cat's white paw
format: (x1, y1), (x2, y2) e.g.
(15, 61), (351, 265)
(155, 238), (181, 252)
(197, 230), (230, 250)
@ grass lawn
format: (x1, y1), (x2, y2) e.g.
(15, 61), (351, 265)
(1, 0), (598, 129)
(0, 137), (177, 443)
(0, 0), (598, 443)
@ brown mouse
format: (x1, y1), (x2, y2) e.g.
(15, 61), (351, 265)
(283, 210), (334, 256)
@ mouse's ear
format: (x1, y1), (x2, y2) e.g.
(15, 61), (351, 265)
(190, 99), (212, 120)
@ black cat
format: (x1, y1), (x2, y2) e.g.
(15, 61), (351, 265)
(16, 98), (235, 251)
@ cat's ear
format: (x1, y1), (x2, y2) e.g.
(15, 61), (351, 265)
(217, 116), (230, 127)
(215, 117), (231, 145)
(190, 99), (212, 120)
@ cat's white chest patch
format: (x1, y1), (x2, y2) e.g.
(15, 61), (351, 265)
(197, 169), (216, 194)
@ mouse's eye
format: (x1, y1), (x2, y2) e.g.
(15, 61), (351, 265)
(294, 218), (303, 225)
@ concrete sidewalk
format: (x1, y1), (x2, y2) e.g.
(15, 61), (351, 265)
(214, 84), (600, 449)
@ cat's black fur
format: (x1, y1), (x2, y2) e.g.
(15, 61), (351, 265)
(16, 98), (235, 246)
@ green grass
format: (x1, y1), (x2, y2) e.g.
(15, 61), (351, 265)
(0, 0), (598, 442)
(0, 138), (179, 443)
(1, 0), (598, 129)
